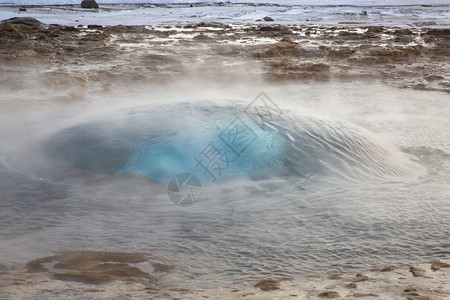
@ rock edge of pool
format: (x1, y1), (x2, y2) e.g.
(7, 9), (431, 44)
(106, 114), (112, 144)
(0, 251), (449, 299)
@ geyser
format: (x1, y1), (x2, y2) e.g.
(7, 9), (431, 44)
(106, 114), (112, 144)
(43, 102), (424, 185)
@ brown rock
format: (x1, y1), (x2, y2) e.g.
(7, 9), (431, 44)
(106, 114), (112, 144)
(431, 260), (450, 271)
(423, 35), (437, 43)
(51, 265), (147, 284)
(422, 28), (450, 37)
(254, 40), (304, 59)
(256, 25), (292, 34)
(254, 279), (280, 291)
(353, 273), (369, 282)
(366, 26), (384, 33)
(329, 48), (356, 59)
(263, 16), (274, 22)
(380, 266), (395, 272)
(171, 288), (192, 294)
(403, 287), (429, 299)
(193, 34), (211, 41)
(25, 261), (49, 273)
(409, 267), (432, 278)
(300, 63), (330, 73)
(241, 293), (254, 297)
(25, 251), (169, 284)
(318, 291), (340, 298)
(353, 292), (378, 297)
(425, 75), (444, 81)
(327, 273), (342, 279)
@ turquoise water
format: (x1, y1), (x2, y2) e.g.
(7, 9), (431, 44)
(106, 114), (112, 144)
(120, 118), (286, 184)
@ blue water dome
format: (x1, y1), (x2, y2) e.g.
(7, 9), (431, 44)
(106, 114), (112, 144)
(44, 105), (288, 185)
(120, 116), (287, 184)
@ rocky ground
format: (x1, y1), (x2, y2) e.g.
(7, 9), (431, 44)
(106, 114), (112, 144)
(0, 17), (448, 104)
(0, 251), (449, 299)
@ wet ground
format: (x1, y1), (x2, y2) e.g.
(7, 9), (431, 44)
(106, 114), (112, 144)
(0, 20), (449, 101)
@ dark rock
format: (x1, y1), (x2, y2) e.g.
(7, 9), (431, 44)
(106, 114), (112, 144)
(218, 2), (224, 6)
(380, 266), (395, 272)
(1, 17), (43, 28)
(254, 279), (280, 291)
(87, 24), (103, 29)
(19, 7), (26, 12)
(81, 0), (99, 9)
(318, 291), (340, 298)
(263, 16), (274, 22)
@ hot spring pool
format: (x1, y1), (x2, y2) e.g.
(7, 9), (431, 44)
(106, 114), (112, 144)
(0, 86), (448, 289)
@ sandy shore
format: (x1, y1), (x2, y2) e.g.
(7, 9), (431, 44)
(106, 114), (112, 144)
(0, 252), (449, 299)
